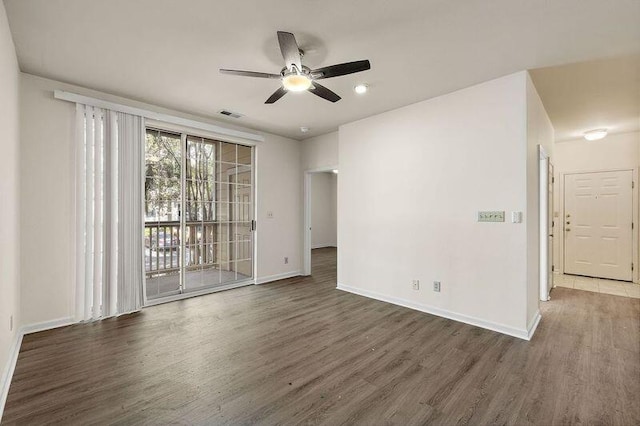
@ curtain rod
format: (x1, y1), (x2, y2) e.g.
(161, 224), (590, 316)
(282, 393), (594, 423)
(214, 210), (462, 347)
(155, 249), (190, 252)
(53, 90), (265, 143)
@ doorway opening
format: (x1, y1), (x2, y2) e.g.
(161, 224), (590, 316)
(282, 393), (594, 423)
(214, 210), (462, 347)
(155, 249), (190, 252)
(529, 56), (640, 300)
(303, 167), (338, 276)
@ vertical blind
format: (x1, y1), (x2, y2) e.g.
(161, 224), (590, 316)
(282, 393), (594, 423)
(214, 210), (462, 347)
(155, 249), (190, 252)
(74, 104), (145, 321)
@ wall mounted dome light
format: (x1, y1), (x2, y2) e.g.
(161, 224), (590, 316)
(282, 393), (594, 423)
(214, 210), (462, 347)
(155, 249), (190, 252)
(583, 128), (608, 141)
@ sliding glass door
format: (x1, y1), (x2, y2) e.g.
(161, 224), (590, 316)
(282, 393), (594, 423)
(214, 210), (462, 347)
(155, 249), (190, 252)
(144, 129), (254, 301)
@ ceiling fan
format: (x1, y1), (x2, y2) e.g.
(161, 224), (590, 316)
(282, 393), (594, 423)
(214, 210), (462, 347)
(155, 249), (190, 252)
(220, 31), (371, 104)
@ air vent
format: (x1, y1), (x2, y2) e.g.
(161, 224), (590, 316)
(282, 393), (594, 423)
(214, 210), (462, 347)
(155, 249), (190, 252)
(218, 110), (243, 119)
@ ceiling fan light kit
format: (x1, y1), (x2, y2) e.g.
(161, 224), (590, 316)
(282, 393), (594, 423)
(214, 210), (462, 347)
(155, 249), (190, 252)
(220, 31), (371, 104)
(282, 72), (312, 92)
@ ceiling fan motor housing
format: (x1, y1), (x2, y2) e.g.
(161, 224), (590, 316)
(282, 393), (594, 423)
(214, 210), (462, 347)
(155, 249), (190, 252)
(281, 65), (312, 77)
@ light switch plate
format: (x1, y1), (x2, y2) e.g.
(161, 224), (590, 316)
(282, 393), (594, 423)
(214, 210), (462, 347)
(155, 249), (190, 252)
(477, 211), (505, 222)
(511, 211), (523, 223)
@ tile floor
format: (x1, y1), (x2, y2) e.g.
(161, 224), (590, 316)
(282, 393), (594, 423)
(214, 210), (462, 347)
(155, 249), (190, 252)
(554, 274), (640, 298)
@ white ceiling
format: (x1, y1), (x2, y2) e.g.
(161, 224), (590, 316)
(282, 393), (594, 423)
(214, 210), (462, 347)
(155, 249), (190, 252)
(4, 0), (640, 140)
(530, 55), (640, 142)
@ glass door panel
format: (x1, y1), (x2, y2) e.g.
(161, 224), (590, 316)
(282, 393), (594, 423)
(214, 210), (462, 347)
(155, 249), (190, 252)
(237, 145), (252, 165)
(184, 136), (216, 291)
(144, 130), (182, 299)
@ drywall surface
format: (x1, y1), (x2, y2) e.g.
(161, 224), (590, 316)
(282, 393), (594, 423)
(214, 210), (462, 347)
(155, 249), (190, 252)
(19, 73), (302, 326)
(338, 72), (532, 337)
(0, 0), (20, 404)
(311, 172), (337, 248)
(552, 131), (640, 280)
(254, 131), (304, 281)
(301, 131), (338, 171)
(554, 132), (639, 172)
(525, 72), (554, 323)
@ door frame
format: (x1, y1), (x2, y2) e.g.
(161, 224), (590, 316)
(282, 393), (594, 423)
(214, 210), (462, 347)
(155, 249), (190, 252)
(303, 165), (339, 276)
(557, 167), (639, 284)
(539, 146), (552, 300)
(142, 120), (259, 307)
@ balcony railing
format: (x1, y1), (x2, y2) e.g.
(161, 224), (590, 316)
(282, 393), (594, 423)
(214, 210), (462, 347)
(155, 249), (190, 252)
(145, 221), (181, 276)
(145, 221), (251, 277)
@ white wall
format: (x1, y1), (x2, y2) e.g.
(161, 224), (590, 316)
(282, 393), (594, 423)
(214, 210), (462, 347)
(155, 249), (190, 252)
(338, 72), (537, 338)
(19, 73), (302, 327)
(0, 0), (20, 405)
(301, 131), (338, 171)
(554, 131), (639, 172)
(311, 173), (337, 249)
(525, 73), (554, 323)
(552, 131), (640, 281)
(254, 132), (304, 282)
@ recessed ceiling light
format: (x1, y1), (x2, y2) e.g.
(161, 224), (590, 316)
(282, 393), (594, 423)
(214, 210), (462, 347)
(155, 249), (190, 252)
(354, 84), (368, 94)
(300, 126), (310, 133)
(583, 128), (608, 141)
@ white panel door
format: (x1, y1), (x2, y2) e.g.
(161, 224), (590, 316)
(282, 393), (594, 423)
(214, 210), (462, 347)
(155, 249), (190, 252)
(564, 170), (633, 281)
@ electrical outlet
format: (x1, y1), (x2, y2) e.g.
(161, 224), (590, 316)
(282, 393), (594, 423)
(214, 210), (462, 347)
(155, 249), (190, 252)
(412, 280), (420, 290)
(433, 281), (441, 292)
(267, 211), (274, 219)
(284, 257), (289, 264)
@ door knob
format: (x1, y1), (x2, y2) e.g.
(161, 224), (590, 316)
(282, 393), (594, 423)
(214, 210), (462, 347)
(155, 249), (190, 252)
(566, 221), (570, 225)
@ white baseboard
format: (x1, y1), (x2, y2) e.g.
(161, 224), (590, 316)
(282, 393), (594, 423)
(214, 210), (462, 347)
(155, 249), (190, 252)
(527, 310), (542, 340)
(1, 316), (75, 421)
(20, 317), (75, 335)
(337, 283), (535, 341)
(256, 271), (302, 285)
(0, 331), (22, 422)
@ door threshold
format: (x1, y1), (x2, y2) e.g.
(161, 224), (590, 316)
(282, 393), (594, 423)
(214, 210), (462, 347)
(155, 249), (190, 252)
(144, 279), (255, 307)
(562, 273), (632, 283)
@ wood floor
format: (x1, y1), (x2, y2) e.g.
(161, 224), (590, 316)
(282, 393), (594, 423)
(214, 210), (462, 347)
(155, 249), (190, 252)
(3, 248), (639, 425)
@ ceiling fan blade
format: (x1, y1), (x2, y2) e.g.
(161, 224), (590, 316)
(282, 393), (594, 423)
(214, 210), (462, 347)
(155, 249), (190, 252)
(277, 31), (302, 72)
(308, 82), (341, 103)
(219, 69), (281, 79)
(311, 60), (371, 80)
(265, 86), (287, 104)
